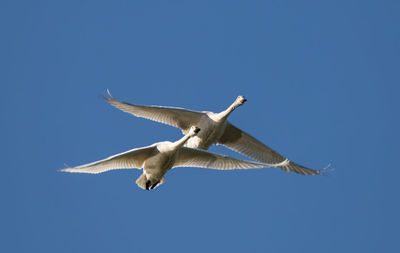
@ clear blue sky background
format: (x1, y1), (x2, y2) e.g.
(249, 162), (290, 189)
(1, 1), (399, 252)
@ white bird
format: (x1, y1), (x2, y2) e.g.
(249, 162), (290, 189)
(104, 92), (321, 175)
(61, 126), (285, 190)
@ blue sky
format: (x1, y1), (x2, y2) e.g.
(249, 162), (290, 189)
(1, 0), (399, 252)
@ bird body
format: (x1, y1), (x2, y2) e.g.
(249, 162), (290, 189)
(184, 112), (228, 149)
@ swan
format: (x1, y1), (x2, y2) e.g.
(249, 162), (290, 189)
(61, 126), (285, 190)
(104, 92), (321, 175)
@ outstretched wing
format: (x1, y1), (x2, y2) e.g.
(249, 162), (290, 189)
(174, 147), (281, 170)
(218, 123), (320, 175)
(105, 96), (204, 134)
(61, 146), (157, 174)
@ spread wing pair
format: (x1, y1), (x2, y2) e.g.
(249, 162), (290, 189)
(105, 94), (320, 175)
(61, 145), (284, 174)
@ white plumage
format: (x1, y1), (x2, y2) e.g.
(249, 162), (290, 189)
(104, 93), (320, 175)
(62, 126), (282, 190)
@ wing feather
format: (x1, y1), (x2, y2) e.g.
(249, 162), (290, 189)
(218, 123), (320, 175)
(174, 147), (277, 170)
(61, 146), (157, 174)
(105, 97), (204, 133)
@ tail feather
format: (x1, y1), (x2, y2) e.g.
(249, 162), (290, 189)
(136, 174), (147, 190)
(135, 174), (166, 190)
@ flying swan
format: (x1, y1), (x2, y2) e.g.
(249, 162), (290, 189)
(104, 92), (321, 175)
(61, 127), (286, 190)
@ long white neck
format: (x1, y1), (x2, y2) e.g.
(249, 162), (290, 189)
(171, 127), (199, 149)
(172, 133), (193, 149)
(215, 105), (236, 121)
(215, 96), (245, 121)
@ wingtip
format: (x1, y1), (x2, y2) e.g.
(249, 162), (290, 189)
(59, 163), (73, 173)
(106, 89), (112, 97)
(103, 89), (113, 101)
(318, 163), (334, 176)
(59, 168), (69, 173)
